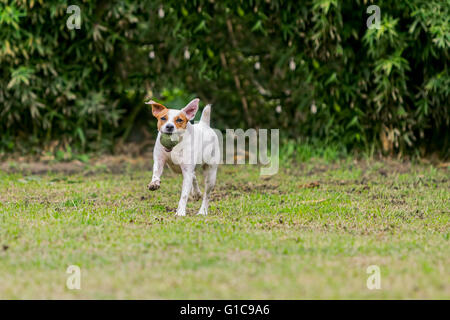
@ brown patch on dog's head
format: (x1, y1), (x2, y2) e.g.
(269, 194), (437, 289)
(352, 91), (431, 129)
(156, 109), (169, 130)
(174, 112), (188, 129)
(145, 100), (169, 130)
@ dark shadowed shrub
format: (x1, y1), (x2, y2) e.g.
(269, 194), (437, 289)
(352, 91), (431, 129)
(0, 0), (448, 157)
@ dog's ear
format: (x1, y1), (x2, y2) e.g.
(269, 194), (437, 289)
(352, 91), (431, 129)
(145, 100), (167, 118)
(182, 98), (199, 120)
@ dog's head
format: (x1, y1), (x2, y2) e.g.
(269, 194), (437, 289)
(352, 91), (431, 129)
(146, 98), (199, 135)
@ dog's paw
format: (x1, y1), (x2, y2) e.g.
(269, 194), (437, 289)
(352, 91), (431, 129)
(147, 180), (160, 191)
(175, 209), (186, 217)
(197, 207), (208, 215)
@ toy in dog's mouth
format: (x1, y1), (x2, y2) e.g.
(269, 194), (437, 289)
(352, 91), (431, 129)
(160, 132), (180, 151)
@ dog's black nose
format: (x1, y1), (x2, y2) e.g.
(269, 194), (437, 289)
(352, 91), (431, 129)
(165, 124), (174, 132)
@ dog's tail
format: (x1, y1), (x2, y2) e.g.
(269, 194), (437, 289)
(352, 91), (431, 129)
(200, 104), (212, 126)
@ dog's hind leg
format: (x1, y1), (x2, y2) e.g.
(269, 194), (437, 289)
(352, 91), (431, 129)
(190, 174), (202, 201)
(197, 165), (217, 215)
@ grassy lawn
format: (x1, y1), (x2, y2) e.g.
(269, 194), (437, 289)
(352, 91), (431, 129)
(0, 159), (448, 299)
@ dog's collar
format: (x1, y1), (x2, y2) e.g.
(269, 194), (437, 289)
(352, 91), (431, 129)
(163, 147), (172, 152)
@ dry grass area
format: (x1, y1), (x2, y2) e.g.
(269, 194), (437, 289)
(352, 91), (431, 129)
(0, 158), (449, 299)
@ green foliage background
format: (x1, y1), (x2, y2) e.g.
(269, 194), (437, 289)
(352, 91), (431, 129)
(0, 0), (448, 157)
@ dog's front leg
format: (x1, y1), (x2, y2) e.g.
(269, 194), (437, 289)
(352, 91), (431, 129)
(176, 166), (195, 216)
(148, 153), (166, 191)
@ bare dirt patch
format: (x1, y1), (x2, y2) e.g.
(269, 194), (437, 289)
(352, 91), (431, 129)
(0, 154), (153, 175)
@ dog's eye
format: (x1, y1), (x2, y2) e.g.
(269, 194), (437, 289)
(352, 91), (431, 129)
(161, 117), (167, 121)
(176, 118), (183, 123)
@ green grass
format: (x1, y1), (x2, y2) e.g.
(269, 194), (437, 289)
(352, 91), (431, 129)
(0, 160), (449, 299)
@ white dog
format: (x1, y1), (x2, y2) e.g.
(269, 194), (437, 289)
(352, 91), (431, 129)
(146, 98), (220, 216)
